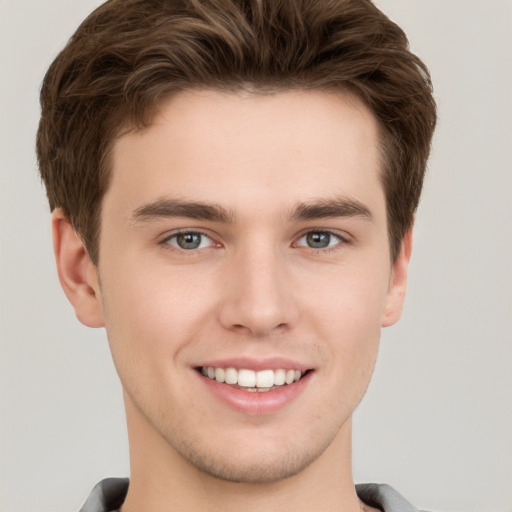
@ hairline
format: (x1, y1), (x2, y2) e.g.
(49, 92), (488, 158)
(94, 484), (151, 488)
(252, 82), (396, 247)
(90, 84), (397, 266)
(94, 85), (399, 265)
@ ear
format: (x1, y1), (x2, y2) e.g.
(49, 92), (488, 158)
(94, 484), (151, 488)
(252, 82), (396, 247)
(381, 229), (413, 327)
(52, 209), (105, 327)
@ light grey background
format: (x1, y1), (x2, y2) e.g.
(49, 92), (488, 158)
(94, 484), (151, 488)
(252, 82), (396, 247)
(1, 1), (511, 511)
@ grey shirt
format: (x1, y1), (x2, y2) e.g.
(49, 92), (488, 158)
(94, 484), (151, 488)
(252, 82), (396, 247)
(79, 478), (425, 512)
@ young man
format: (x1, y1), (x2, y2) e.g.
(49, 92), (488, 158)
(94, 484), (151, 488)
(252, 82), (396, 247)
(37, 0), (436, 511)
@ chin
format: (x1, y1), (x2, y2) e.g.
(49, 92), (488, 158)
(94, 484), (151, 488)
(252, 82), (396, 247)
(185, 450), (317, 484)
(166, 425), (339, 485)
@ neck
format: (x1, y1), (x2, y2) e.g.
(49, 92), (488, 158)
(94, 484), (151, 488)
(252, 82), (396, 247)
(121, 394), (363, 512)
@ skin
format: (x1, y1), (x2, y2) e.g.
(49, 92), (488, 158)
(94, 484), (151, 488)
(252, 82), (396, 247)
(53, 89), (411, 512)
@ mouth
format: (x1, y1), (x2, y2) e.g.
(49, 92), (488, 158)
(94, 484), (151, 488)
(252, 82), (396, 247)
(197, 366), (312, 392)
(194, 358), (315, 415)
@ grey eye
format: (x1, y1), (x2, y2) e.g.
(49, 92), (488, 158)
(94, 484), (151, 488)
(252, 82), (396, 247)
(297, 231), (342, 249)
(166, 232), (214, 250)
(177, 233), (202, 249)
(306, 232), (331, 248)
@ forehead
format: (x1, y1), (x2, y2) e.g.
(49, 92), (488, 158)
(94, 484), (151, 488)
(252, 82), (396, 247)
(106, 89), (384, 219)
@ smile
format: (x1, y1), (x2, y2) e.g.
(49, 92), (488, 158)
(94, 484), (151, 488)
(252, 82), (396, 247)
(200, 366), (304, 391)
(196, 362), (314, 415)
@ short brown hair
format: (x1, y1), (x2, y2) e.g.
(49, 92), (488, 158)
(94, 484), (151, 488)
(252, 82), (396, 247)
(37, 0), (436, 264)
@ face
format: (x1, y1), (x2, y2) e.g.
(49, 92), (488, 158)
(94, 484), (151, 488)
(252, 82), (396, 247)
(80, 89), (409, 483)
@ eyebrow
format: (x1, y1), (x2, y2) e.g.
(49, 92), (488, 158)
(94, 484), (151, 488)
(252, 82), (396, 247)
(130, 198), (235, 225)
(129, 196), (373, 226)
(289, 197), (373, 222)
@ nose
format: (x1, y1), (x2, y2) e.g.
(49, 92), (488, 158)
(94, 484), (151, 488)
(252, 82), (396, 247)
(217, 246), (299, 337)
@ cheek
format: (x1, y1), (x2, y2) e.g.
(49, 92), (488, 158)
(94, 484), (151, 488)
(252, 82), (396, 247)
(308, 262), (390, 330)
(305, 264), (388, 384)
(103, 257), (212, 328)
(100, 259), (238, 402)
(98, 262), (210, 377)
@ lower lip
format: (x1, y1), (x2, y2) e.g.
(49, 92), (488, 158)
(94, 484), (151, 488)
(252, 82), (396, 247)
(197, 371), (313, 416)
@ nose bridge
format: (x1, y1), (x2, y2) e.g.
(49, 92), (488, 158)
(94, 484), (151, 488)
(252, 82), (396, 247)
(218, 240), (297, 336)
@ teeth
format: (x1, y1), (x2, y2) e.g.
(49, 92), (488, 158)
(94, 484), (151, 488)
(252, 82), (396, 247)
(274, 369), (286, 386)
(225, 367), (238, 385)
(201, 366), (304, 389)
(256, 369), (274, 388)
(214, 367), (225, 383)
(238, 369), (256, 387)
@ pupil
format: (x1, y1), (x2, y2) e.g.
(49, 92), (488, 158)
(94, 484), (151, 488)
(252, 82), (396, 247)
(307, 232), (330, 248)
(177, 233), (201, 250)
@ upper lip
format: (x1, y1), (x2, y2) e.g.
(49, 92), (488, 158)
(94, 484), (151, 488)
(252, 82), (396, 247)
(196, 357), (313, 372)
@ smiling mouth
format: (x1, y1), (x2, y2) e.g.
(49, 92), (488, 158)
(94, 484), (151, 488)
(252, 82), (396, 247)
(198, 366), (312, 392)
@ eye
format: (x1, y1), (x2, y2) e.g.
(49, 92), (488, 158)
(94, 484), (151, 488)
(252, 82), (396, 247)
(164, 231), (216, 251)
(296, 231), (344, 250)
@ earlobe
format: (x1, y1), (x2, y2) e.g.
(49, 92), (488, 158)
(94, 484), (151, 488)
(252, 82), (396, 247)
(381, 229), (413, 327)
(52, 209), (105, 328)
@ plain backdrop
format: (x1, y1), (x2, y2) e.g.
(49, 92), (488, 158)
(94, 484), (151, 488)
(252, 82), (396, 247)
(1, 1), (511, 511)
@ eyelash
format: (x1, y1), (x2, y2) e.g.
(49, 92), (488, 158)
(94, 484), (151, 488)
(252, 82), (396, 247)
(160, 229), (218, 254)
(294, 229), (351, 254)
(159, 229), (351, 254)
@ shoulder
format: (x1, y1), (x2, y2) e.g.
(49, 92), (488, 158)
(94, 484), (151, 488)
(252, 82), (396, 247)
(356, 483), (428, 512)
(79, 478), (129, 512)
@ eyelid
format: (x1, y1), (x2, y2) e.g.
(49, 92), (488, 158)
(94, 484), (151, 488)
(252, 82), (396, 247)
(159, 228), (220, 250)
(293, 228), (352, 250)
(157, 227), (351, 253)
